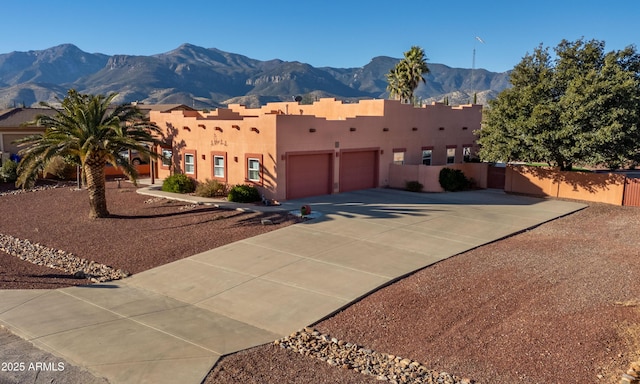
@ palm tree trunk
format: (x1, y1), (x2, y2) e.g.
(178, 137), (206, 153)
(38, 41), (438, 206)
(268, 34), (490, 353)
(84, 157), (109, 218)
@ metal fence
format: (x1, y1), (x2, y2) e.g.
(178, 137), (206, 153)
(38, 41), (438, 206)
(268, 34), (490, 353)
(623, 177), (640, 207)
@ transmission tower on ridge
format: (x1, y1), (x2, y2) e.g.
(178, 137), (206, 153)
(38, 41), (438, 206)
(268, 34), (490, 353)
(473, 36), (484, 71)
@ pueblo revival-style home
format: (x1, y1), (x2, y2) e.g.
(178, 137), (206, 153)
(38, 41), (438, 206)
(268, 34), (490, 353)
(150, 98), (482, 201)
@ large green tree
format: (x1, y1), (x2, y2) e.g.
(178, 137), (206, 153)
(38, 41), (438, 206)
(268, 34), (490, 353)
(16, 89), (163, 218)
(478, 38), (640, 170)
(386, 46), (430, 105)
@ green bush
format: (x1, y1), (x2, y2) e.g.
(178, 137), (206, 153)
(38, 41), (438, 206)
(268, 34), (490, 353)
(0, 160), (18, 183)
(438, 168), (470, 192)
(405, 180), (423, 192)
(195, 179), (228, 198)
(227, 184), (261, 203)
(161, 173), (196, 193)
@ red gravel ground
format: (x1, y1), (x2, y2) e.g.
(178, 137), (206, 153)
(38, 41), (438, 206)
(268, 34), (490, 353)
(1, 182), (639, 383)
(205, 204), (640, 384)
(0, 181), (298, 289)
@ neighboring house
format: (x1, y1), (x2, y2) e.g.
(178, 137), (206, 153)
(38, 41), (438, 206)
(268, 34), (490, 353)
(0, 108), (54, 164)
(0, 104), (193, 166)
(131, 103), (196, 118)
(150, 98), (482, 201)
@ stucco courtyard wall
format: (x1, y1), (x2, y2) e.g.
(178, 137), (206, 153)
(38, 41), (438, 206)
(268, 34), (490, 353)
(505, 165), (626, 205)
(388, 163), (488, 192)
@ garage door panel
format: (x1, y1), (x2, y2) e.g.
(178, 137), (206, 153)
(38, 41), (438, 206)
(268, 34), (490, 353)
(287, 153), (332, 200)
(340, 150), (378, 192)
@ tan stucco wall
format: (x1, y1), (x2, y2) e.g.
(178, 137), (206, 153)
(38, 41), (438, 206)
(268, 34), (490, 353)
(388, 163), (488, 192)
(151, 99), (482, 201)
(505, 165), (626, 205)
(1, 132), (42, 155)
(151, 109), (279, 196)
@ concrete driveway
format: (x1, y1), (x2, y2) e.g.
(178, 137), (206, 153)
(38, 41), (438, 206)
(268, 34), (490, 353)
(0, 189), (585, 384)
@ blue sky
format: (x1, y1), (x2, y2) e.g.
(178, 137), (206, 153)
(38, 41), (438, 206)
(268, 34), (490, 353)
(2, 1), (639, 73)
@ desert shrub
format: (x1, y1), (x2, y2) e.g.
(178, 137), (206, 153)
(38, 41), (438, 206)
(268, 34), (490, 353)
(405, 180), (423, 192)
(438, 168), (470, 192)
(0, 160), (18, 183)
(227, 184), (261, 203)
(43, 156), (76, 180)
(195, 179), (228, 198)
(161, 173), (196, 194)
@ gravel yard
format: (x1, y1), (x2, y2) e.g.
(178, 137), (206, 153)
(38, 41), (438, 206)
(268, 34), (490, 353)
(0, 181), (298, 289)
(206, 203), (640, 384)
(0, 181), (639, 383)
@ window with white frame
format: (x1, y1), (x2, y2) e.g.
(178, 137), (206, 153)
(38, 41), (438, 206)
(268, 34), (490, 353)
(393, 151), (405, 165)
(213, 155), (225, 178)
(248, 158), (260, 181)
(185, 153), (195, 174)
(446, 148), (456, 164)
(463, 146), (472, 162)
(422, 149), (432, 165)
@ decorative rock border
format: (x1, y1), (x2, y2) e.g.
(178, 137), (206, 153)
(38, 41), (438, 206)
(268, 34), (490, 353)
(0, 182), (128, 283)
(621, 361), (640, 384)
(0, 183), (67, 197)
(0, 233), (129, 283)
(275, 328), (474, 384)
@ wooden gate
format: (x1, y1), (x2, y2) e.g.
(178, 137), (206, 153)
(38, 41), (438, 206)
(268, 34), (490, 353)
(623, 177), (640, 207)
(487, 165), (506, 189)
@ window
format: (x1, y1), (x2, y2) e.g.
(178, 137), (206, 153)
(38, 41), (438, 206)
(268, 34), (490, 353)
(248, 158), (260, 181)
(446, 148), (456, 164)
(463, 146), (472, 162)
(161, 148), (172, 167)
(185, 153), (195, 174)
(393, 151), (405, 165)
(214, 155), (225, 178)
(421, 149), (432, 166)
(245, 153), (263, 184)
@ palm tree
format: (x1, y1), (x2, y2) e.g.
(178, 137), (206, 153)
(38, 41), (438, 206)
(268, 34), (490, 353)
(403, 46), (429, 103)
(386, 46), (430, 105)
(385, 66), (406, 102)
(16, 89), (163, 218)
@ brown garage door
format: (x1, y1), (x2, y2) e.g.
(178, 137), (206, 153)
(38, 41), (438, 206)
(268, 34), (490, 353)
(339, 150), (378, 192)
(286, 153), (333, 199)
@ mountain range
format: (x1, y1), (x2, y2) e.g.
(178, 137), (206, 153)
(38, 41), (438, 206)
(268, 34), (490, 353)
(0, 43), (511, 109)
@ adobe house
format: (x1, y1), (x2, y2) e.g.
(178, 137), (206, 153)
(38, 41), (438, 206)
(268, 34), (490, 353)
(150, 98), (482, 201)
